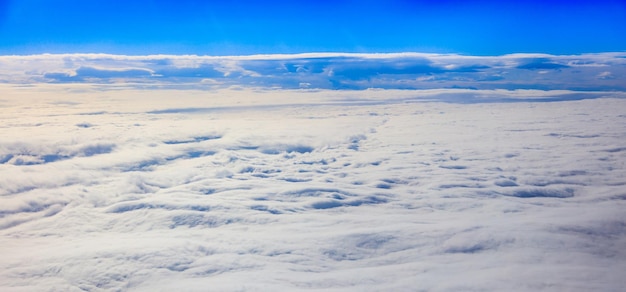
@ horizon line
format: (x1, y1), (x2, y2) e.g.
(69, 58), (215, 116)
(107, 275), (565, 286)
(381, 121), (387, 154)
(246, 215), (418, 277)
(1, 51), (626, 59)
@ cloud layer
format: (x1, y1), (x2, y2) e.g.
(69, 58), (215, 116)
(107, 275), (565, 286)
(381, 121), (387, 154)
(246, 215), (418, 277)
(1, 83), (625, 290)
(1, 52), (626, 91)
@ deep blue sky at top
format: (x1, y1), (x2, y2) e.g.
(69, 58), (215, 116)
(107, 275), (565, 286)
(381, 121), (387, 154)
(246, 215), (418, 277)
(0, 0), (625, 55)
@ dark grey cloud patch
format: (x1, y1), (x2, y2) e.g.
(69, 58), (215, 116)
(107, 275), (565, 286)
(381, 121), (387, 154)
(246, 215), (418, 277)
(43, 72), (80, 82)
(44, 66), (153, 82)
(329, 57), (443, 80)
(231, 57), (492, 89)
(516, 58), (570, 70)
(153, 64), (224, 79)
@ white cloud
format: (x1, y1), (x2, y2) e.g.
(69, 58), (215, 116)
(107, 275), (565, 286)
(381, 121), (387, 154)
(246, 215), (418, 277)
(0, 83), (625, 290)
(597, 71), (615, 79)
(1, 51), (625, 289)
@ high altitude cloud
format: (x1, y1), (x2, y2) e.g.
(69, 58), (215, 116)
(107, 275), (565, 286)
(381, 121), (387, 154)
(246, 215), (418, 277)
(1, 52), (625, 91)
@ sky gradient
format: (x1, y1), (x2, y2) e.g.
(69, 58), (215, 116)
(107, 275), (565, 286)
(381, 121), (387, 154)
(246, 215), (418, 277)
(1, 0), (625, 55)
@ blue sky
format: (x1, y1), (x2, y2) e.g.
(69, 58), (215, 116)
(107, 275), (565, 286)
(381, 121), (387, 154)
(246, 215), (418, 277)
(1, 0), (625, 55)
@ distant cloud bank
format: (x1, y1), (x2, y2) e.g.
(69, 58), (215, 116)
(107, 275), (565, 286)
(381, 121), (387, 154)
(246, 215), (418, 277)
(1, 52), (625, 91)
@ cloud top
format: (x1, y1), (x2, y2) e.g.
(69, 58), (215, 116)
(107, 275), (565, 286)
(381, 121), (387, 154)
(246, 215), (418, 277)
(1, 52), (625, 91)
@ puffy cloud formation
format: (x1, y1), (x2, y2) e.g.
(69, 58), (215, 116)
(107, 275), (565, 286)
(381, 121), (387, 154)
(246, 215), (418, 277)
(1, 84), (625, 290)
(1, 52), (625, 90)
